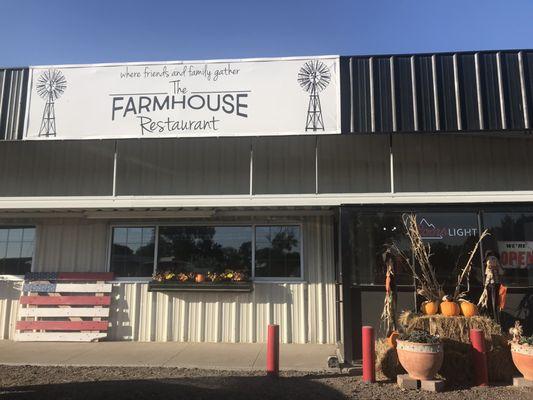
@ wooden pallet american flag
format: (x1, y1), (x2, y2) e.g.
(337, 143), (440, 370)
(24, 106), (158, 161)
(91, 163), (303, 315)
(15, 272), (114, 342)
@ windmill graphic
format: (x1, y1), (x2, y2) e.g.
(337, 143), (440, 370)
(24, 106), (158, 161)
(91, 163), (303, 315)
(36, 69), (67, 137)
(297, 60), (331, 131)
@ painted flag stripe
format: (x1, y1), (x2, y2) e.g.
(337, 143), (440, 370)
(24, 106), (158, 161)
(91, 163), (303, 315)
(24, 272), (114, 282)
(20, 295), (111, 306)
(18, 307), (110, 318)
(16, 320), (109, 331)
(23, 283), (112, 293)
(14, 332), (108, 342)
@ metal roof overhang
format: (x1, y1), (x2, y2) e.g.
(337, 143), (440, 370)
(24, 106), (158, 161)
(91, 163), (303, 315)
(1, 191), (533, 217)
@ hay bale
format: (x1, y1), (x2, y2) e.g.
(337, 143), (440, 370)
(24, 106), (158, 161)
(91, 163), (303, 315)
(398, 309), (416, 329)
(439, 349), (472, 385)
(487, 343), (518, 382)
(402, 313), (501, 344)
(375, 338), (405, 381)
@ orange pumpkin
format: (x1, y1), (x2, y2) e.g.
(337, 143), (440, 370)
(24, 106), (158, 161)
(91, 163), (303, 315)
(388, 331), (399, 348)
(421, 300), (440, 315)
(459, 300), (478, 317)
(195, 273), (205, 283)
(439, 297), (460, 316)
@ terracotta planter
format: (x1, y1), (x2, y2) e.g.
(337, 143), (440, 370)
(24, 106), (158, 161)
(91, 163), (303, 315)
(396, 340), (443, 380)
(511, 343), (533, 381)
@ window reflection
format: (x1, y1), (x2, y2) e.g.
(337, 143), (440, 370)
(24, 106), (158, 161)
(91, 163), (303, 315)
(254, 226), (301, 278)
(110, 227), (155, 277)
(346, 212), (481, 286)
(348, 213), (413, 285)
(0, 227), (35, 275)
(417, 213), (481, 287)
(157, 226), (252, 275)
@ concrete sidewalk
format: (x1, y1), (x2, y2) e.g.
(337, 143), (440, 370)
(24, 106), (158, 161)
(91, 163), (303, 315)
(0, 340), (337, 371)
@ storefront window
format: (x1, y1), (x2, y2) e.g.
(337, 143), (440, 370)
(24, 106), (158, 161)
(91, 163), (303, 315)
(254, 226), (302, 278)
(110, 224), (303, 280)
(416, 213), (482, 287)
(482, 212), (533, 287)
(345, 212), (413, 285)
(110, 227), (155, 277)
(343, 211), (482, 286)
(157, 226), (252, 276)
(0, 227), (35, 275)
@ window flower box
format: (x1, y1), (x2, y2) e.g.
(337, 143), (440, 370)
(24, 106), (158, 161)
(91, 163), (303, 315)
(148, 270), (253, 292)
(147, 281), (254, 292)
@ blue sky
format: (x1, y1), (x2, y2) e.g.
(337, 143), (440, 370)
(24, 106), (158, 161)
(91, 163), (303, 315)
(1, 0), (532, 67)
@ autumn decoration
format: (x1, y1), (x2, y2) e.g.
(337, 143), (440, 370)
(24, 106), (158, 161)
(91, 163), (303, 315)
(421, 300), (440, 316)
(153, 269), (249, 284)
(390, 214), (489, 317)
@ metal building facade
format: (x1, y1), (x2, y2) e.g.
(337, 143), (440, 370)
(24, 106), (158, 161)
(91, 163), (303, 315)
(0, 50), (532, 357)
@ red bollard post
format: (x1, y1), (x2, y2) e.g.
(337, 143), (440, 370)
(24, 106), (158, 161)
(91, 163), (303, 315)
(470, 329), (489, 386)
(267, 324), (280, 377)
(362, 326), (375, 383)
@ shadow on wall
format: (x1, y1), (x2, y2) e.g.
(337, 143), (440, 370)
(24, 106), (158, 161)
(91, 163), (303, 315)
(0, 280), (22, 339)
(0, 373), (346, 400)
(0, 280), (22, 301)
(107, 283), (297, 342)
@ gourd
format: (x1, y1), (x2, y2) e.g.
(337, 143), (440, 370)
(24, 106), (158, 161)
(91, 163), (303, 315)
(421, 300), (440, 315)
(439, 296), (460, 316)
(459, 300), (478, 317)
(388, 331), (399, 348)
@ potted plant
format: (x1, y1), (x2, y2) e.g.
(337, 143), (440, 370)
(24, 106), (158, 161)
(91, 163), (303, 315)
(510, 322), (533, 381)
(396, 330), (443, 380)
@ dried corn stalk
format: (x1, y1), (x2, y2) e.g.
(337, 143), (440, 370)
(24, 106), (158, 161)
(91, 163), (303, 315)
(392, 214), (489, 303)
(380, 260), (397, 335)
(452, 229), (489, 301)
(390, 214), (443, 302)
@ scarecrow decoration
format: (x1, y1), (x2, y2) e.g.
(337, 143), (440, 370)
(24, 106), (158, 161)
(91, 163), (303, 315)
(477, 251), (506, 324)
(380, 249), (397, 336)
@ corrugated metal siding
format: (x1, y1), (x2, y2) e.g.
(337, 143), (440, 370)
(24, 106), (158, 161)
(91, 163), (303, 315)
(33, 220), (109, 272)
(457, 54), (480, 130)
(0, 140), (115, 196)
(0, 216), (336, 344)
(252, 136), (316, 194)
(116, 137), (251, 196)
(345, 50), (533, 134)
(0, 69), (28, 141)
(394, 56), (416, 132)
(317, 134), (390, 193)
(372, 57), (393, 132)
(393, 135), (533, 192)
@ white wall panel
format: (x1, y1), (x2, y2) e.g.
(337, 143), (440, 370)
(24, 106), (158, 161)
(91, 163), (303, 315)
(0, 281), (21, 340)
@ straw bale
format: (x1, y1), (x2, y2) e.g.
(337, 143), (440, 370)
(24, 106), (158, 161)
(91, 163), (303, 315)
(374, 339), (405, 381)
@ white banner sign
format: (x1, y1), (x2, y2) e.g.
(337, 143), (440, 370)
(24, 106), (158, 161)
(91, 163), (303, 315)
(24, 56), (340, 140)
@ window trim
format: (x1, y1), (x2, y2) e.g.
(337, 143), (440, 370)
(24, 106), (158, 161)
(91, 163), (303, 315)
(106, 222), (305, 282)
